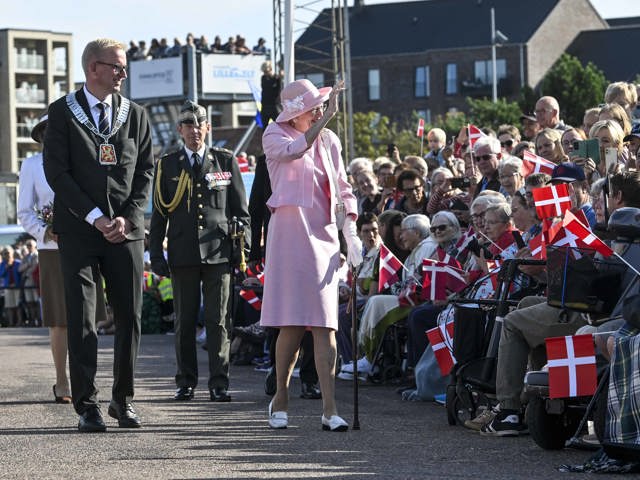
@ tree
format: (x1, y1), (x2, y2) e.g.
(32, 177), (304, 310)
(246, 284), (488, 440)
(466, 97), (523, 131)
(539, 53), (608, 127)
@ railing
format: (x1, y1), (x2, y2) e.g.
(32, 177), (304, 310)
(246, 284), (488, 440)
(13, 50), (45, 70)
(15, 87), (45, 105)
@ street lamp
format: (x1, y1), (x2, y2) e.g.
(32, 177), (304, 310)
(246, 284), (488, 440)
(491, 7), (509, 103)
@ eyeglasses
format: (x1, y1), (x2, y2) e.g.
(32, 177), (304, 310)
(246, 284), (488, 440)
(535, 108), (551, 115)
(475, 154), (495, 162)
(500, 139), (514, 148)
(96, 60), (127, 75)
(402, 185), (423, 193)
(430, 225), (448, 233)
(309, 104), (326, 116)
(470, 212), (486, 220)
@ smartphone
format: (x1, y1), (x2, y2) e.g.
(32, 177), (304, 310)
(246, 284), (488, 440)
(570, 138), (600, 165)
(512, 230), (526, 249)
(604, 147), (618, 171)
(450, 177), (471, 189)
(387, 143), (397, 157)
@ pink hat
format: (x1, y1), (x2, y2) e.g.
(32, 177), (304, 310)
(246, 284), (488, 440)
(276, 79), (331, 123)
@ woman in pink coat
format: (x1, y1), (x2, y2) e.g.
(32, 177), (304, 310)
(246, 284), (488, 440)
(261, 79), (362, 431)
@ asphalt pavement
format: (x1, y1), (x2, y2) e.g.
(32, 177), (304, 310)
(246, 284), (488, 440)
(0, 328), (610, 479)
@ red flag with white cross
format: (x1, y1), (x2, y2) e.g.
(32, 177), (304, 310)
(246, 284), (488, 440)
(533, 183), (572, 219)
(416, 118), (425, 137)
(562, 210), (613, 257)
(426, 320), (456, 376)
(468, 124), (487, 148)
(546, 334), (597, 398)
(239, 289), (262, 311)
(379, 243), (404, 292)
(521, 150), (556, 178)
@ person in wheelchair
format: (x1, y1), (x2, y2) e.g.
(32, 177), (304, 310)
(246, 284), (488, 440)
(479, 170), (640, 437)
(341, 214), (437, 377)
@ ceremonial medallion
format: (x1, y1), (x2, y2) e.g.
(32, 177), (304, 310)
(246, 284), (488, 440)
(99, 143), (117, 165)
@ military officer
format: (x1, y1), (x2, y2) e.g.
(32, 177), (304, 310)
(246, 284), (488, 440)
(149, 101), (250, 402)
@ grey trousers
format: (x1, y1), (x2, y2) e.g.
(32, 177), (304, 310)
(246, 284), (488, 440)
(496, 296), (587, 410)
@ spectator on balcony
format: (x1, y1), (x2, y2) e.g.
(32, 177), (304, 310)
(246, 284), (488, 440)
(132, 40), (148, 60)
(199, 36), (211, 54)
(497, 124), (521, 155)
(235, 36), (251, 55)
(211, 35), (224, 53)
(147, 38), (162, 59)
(519, 113), (540, 141)
(157, 38), (170, 58)
(183, 33), (197, 54)
(167, 38), (182, 57)
(253, 37), (267, 54)
(126, 41), (139, 61)
(534, 96), (569, 131)
(222, 36), (236, 54)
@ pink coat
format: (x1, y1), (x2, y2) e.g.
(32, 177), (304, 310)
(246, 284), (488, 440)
(262, 122), (357, 220)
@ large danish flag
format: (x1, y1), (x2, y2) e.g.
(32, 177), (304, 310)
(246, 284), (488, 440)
(562, 210), (613, 257)
(533, 183), (572, 219)
(422, 257), (467, 301)
(379, 244), (404, 292)
(546, 334), (597, 398)
(426, 320), (456, 376)
(468, 124), (487, 148)
(521, 150), (556, 178)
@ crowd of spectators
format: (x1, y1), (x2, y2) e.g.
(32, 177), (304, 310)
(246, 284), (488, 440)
(126, 33), (269, 61)
(0, 238), (41, 327)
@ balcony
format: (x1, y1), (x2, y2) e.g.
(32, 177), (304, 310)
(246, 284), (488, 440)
(15, 86), (45, 107)
(460, 77), (514, 98)
(13, 49), (45, 72)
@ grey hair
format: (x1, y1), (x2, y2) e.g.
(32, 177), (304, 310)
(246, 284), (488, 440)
(470, 194), (505, 212)
(348, 157), (373, 175)
(82, 38), (126, 74)
(485, 202), (512, 223)
(499, 156), (523, 174)
(401, 214), (431, 239)
(473, 136), (501, 155)
(432, 211), (461, 236)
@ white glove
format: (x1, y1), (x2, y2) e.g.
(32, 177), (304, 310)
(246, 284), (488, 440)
(342, 216), (363, 268)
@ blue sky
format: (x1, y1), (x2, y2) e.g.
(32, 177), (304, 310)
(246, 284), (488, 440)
(3, 0), (638, 82)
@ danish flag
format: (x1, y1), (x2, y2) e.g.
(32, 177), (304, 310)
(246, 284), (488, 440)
(546, 334), (597, 398)
(521, 150), (556, 178)
(236, 155), (250, 173)
(454, 226), (476, 259)
(468, 124), (487, 148)
(533, 183), (572, 219)
(426, 320), (456, 376)
(562, 210), (613, 257)
(528, 232), (546, 260)
(416, 118), (425, 137)
(239, 289), (262, 311)
(422, 257), (467, 301)
(379, 244), (404, 292)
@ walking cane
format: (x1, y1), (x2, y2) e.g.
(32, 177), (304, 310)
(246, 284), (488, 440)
(350, 264), (361, 430)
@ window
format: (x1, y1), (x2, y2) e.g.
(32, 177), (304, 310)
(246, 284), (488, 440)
(415, 66), (430, 98)
(295, 72), (325, 87)
(474, 59), (506, 85)
(417, 109), (432, 124)
(446, 63), (457, 95)
(368, 69), (380, 100)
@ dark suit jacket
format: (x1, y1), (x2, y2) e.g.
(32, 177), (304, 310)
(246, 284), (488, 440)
(43, 89), (154, 240)
(248, 154), (270, 262)
(148, 147), (250, 267)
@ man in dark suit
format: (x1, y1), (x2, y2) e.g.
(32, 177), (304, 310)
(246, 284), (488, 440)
(43, 38), (154, 432)
(149, 101), (250, 402)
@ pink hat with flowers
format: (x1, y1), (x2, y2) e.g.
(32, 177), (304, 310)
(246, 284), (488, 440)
(276, 79), (332, 123)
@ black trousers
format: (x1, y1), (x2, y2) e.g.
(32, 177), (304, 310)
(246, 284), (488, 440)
(171, 263), (231, 390)
(59, 233), (143, 414)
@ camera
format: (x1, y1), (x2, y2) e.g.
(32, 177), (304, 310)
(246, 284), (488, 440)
(467, 237), (493, 259)
(387, 143), (397, 156)
(450, 177), (471, 189)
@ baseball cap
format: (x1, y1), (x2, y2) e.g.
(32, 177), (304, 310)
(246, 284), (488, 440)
(551, 162), (585, 183)
(623, 123), (640, 142)
(520, 113), (537, 123)
(178, 100), (207, 124)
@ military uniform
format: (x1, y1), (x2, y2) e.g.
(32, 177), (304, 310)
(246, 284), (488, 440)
(149, 141), (250, 397)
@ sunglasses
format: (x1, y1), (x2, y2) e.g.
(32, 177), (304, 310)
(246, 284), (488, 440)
(430, 225), (448, 233)
(500, 139), (514, 148)
(475, 154), (494, 162)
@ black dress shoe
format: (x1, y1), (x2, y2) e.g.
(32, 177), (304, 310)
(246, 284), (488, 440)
(210, 387), (231, 402)
(264, 367), (276, 396)
(174, 386), (195, 401)
(300, 382), (322, 399)
(78, 407), (107, 433)
(108, 400), (142, 428)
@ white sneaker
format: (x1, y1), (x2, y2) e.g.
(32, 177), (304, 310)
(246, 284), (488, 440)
(340, 357), (372, 374)
(268, 401), (288, 429)
(336, 371), (367, 381)
(322, 414), (348, 432)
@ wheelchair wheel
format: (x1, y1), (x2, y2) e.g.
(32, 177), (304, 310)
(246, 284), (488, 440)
(446, 384), (463, 425)
(446, 384), (491, 426)
(526, 397), (578, 450)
